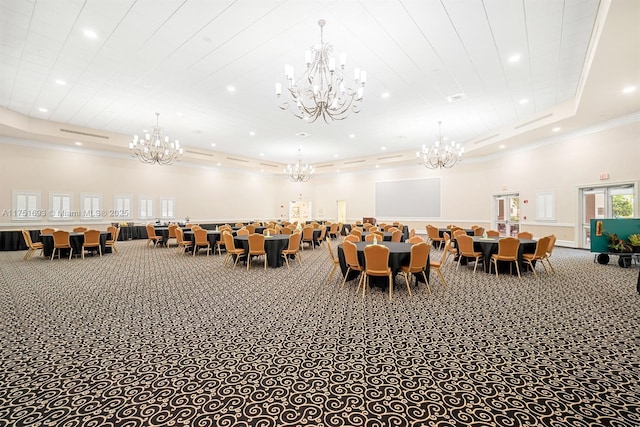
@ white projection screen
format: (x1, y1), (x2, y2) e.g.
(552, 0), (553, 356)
(375, 178), (441, 218)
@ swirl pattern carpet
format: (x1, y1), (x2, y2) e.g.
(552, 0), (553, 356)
(0, 240), (639, 426)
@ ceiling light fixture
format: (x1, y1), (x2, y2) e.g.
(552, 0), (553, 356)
(275, 19), (366, 123)
(129, 112), (183, 165)
(416, 121), (464, 169)
(284, 148), (314, 182)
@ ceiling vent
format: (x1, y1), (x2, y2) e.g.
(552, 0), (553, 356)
(315, 163), (335, 169)
(514, 113), (554, 130)
(60, 128), (109, 139)
(473, 134), (500, 145)
(185, 149), (213, 157)
(259, 162), (278, 168)
(344, 159), (365, 165)
(446, 93), (466, 103)
(226, 157), (249, 163)
(377, 154), (403, 160)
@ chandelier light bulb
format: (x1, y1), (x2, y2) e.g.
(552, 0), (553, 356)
(416, 121), (463, 169)
(130, 112), (183, 165)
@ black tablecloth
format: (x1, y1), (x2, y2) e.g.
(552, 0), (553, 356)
(117, 225), (148, 241)
(362, 232), (393, 242)
(184, 230), (222, 249)
(40, 232), (110, 257)
(234, 235), (290, 268)
(0, 230), (40, 251)
(465, 236), (537, 274)
(337, 241), (429, 285)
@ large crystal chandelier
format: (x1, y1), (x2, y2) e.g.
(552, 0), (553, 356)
(284, 148), (314, 182)
(275, 19), (366, 123)
(129, 112), (183, 165)
(416, 121), (464, 169)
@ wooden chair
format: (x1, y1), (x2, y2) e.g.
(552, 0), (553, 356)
(474, 227), (485, 236)
(486, 230), (500, 237)
(456, 234), (483, 273)
(245, 225), (256, 234)
(325, 239), (341, 283)
(430, 240), (450, 289)
(236, 228), (249, 236)
(523, 236), (551, 278)
(301, 226), (315, 250)
(489, 237), (521, 278)
(192, 228), (211, 256)
(167, 224), (178, 247)
(344, 234), (360, 243)
(542, 234), (557, 273)
(281, 232), (302, 269)
(106, 226), (120, 253)
(341, 240), (364, 291)
(82, 229), (102, 259)
(223, 231), (245, 269)
(264, 227), (277, 236)
(51, 230), (72, 260)
(407, 236), (425, 244)
(426, 225), (444, 249)
(328, 223), (340, 239)
(409, 228), (416, 238)
(214, 233), (226, 256)
(73, 226), (88, 233)
(247, 233), (266, 270)
(22, 230), (43, 260)
(391, 230), (403, 242)
(145, 224), (162, 247)
(41, 228), (55, 235)
(442, 232), (458, 266)
(174, 227), (193, 255)
(362, 244), (393, 300)
(281, 227), (293, 235)
(400, 242), (430, 295)
(317, 225), (327, 247)
(517, 231), (533, 239)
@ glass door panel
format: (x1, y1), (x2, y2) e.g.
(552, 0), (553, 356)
(580, 185), (635, 249)
(494, 194), (520, 237)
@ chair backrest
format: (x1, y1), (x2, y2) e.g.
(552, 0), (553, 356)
(168, 224), (178, 238)
(175, 227), (185, 243)
(22, 230), (34, 247)
(408, 242), (430, 270)
(438, 240), (451, 265)
(52, 230), (70, 246)
(443, 231), (451, 244)
(326, 238), (337, 262)
(342, 240), (361, 268)
(194, 228), (208, 245)
(364, 233), (377, 242)
(237, 228), (249, 236)
(264, 228), (277, 235)
(547, 234), (557, 254)
(391, 230), (403, 242)
(107, 226), (117, 240)
(287, 233), (301, 251)
(235, 222), (244, 228)
(84, 229), (101, 246)
(223, 231), (237, 250)
(329, 223), (339, 234)
(281, 227), (293, 235)
(364, 244), (390, 274)
(73, 226), (87, 233)
(453, 229), (466, 238)
(486, 230), (500, 237)
(426, 225), (439, 240)
(318, 225), (327, 240)
(350, 228), (362, 237)
(496, 237), (520, 257)
(146, 224), (157, 238)
(407, 236), (425, 244)
(246, 225), (256, 233)
(474, 227), (485, 236)
(534, 236), (551, 258)
(248, 233), (265, 253)
(456, 234), (474, 254)
(41, 228), (55, 235)
(302, 226), (314, 239)
(518, 231), (533, 239)
(344, 234), (360, 243)
(409, 228), (416, 238)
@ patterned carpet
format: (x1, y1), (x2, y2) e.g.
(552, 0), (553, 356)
(0, 238), (639, 426)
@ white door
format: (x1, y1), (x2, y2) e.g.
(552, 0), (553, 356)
(580, 184), (635, 249)
(337, 200), (347, 224)
(494, 194), (520, 237)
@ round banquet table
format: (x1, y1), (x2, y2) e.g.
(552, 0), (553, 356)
(461, 236), (537, 274)
(40, 232), (110, 258)
(234, 234), (291, 268)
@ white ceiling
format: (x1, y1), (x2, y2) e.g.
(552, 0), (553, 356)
(1, 0), (638, 172)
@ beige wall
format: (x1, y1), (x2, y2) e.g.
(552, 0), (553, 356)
(1, 117), (638, 247)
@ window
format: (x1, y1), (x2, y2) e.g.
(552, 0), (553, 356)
(139, 196), (153, 220)
(536, 191), (555, 221)
(50, 192), (74, 220)
(114, 195), (132, 219)
(10, 190), (42, 221)
(160, 197), (175, 219)
(81, 193), (102, 219)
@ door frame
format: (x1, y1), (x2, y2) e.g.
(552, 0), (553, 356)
(492, 192), (520, 237)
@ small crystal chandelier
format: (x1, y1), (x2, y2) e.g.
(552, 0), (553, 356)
(275, 19), (366, 123)
(129, 112), (183, 165)
(416, 121), (464, 169)
(284, 148), (315, 182)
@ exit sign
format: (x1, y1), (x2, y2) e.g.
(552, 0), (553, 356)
(599, 172), (609, 180)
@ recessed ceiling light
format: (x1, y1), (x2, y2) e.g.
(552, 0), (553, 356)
(519, 98), (528, 104)
(381, 146), (386, 151)
(55, 79), (66, 86)
(176, 112), (183, 116)
(622, 86), (637, 94)
(75, 142), (82, 146)
(259, 152), (264, 157)
(508, 54), (521, 63)
(227, 85), (236, 92)
(38, 107), (48, 112)
(296, 132), (310, 137)
(249, 131), (255, 136)
(375, 165), (379, 168)
(552, 127), (561, 132)
(211, 143), (216, 147)
(381, 92), (390, 99)
(83, 29), (97, 39)
(499, 144), (506, 149)
(260, 169), (264, 173)
(216, 162), (221, 166)
(333, 154), (338, 158)
(336, 169), (341, 173)
(349, 134), (355, 139)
